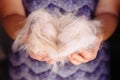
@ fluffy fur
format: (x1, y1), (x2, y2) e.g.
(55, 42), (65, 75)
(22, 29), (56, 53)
(12, 9), (102, 71)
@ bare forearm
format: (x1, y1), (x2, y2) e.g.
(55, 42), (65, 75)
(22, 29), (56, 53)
(94, 0), (119, 41)
(1, 14), (26, 40)
(95, 13), (119, 41)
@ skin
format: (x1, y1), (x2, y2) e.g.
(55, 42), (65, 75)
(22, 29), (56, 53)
(0, 0), (119, 65)
(69, 0), (120, 65)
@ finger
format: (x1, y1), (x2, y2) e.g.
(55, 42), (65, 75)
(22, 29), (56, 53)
(29, 52), (44, 61)
(79, 49), (97, 62)
(68, 56), (82, 65)
(29, 51), (48, 61)
(70, 53), (85, 62)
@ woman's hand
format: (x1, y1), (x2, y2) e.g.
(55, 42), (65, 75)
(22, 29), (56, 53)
(29, 51), (55, 64)
(68, 37), (102, 65)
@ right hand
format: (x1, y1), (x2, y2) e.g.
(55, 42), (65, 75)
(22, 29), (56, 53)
(29, 51), (55, 64)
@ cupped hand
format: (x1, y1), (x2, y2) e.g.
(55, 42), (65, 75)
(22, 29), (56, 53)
(28, 51), (55, 64)
(68, 38), (102, 65)
(24, 35), (56, 64)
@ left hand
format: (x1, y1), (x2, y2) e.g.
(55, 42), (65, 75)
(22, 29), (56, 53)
(68, 38), (102, 65)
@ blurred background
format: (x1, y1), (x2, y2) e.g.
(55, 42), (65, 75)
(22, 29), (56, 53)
(110, 17), (120, 80)
(0, 18), (120, 80)
(0, 20), (10, 80)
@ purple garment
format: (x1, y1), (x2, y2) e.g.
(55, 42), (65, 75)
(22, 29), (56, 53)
(9, 0), (110, 80)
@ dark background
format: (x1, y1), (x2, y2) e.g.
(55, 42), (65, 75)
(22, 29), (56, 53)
(0, 19), (120, 80)
(109, 18), (120, 80)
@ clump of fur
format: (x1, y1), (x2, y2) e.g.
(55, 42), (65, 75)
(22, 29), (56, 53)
(12, 9), (102, 71)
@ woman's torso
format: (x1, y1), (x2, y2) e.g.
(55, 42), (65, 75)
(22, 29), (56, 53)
(9, 0), (110, 80)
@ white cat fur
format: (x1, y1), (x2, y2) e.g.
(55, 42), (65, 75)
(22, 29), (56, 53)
(12, 9), (102, 69)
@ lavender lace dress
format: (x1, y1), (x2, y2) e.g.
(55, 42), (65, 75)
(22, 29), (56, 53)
(9, 0), (110, 80)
